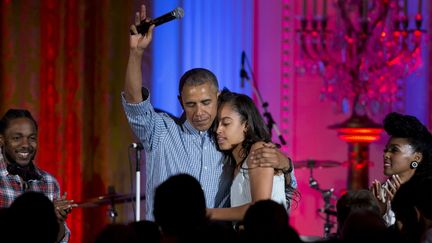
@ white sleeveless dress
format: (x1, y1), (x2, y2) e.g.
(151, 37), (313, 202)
(230, 161), (287, 209)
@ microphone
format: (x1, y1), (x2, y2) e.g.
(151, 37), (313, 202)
(135, 7), (184, 35)
(240, 51), (249, 88)
(130, 142), (144, 150)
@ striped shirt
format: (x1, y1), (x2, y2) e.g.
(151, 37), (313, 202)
(0, 158), (70, 243)
(122, 91), (232, 220)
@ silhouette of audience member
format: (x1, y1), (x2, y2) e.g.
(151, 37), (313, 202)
(94, 224), (139, 243)
(391, 177), (432, 243)
(0, 208), (9, 239)
(336, 190), (382, 238)
(341, 208), (388, 242)
(153, 173), (208, 241)
(5, 191), (59, 243)
(334, 190), (406, 243)
(128, 220), (161, 243)
(411, 178), (432, 242)
(242, 199), (301, 243)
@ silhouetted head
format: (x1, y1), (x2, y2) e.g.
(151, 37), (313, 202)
(128, 220), (160, 243)
(153, 173), (207, 236)
(243, 200), (301, 243)
(336, 189), (381, 233)
(94, 223), (139, 243)
(392, 177), (432, 243)
(6, 191), (59, 243)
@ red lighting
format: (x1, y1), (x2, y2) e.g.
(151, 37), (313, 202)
(414, 30), (422, 38)
(337, 128), (383, 142)
(353, 160), (368, 169)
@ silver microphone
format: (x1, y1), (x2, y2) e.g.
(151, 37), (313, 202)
(130, 142), (144, 150)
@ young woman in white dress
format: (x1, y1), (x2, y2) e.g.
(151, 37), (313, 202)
(208, 90), (294, 221)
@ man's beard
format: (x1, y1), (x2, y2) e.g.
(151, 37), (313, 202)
(2, 148), (40, 181)
(2, 144), (36, 167)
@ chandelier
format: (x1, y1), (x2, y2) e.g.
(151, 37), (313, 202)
(296, 0), (426, 116)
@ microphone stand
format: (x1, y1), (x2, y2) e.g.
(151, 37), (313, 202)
(241, 51), (286, 145)
(134, 146), (142, 222)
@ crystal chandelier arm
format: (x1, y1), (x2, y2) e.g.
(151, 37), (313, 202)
(368, 1), (390, 33)
(367, 43), (420, 75)
(300, 33), (328, 64)
(337, 0), (358, 36)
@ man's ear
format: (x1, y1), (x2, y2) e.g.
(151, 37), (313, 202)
(178, 95), (184, 109)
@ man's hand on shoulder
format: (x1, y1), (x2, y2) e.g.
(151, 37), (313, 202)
(249, 142), (291, 171)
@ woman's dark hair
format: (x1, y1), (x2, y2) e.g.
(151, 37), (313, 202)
(0, 109), (38, 134)
(383, 112), (432, 178)
(215, 89), (271, 160)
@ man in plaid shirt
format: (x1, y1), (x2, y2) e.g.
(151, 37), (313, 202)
(0, 109), (74, 243)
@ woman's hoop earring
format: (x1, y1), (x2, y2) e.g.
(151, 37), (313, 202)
(410, 161), (419, 169)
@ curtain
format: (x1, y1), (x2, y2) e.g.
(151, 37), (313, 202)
(0, 1), (146, 242)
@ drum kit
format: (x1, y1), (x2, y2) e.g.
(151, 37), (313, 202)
(74, 159), (340, 237)
(295, 159), (340, 240)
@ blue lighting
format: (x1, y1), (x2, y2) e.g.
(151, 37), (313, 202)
(152, 1), (253, 117)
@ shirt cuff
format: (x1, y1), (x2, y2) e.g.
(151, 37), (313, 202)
(121, 88), (152, 116)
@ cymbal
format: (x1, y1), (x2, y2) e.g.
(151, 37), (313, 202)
(294, 159), (340, 169)
(77, 193), (145, 208)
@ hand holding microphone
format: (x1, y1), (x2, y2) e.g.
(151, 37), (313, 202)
(131, 6), (184, 36)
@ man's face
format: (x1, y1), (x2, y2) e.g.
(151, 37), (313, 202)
(180, 82), (219, 131)
(0, 117), (37, 167)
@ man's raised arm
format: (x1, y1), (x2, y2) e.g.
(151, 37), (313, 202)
(124, 4), (155, 103)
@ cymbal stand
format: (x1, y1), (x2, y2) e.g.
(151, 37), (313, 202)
(308, 163), (336, 238)
(107, 186), (118, 223)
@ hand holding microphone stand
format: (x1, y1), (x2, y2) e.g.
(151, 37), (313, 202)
(240, 51), (286, 146)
